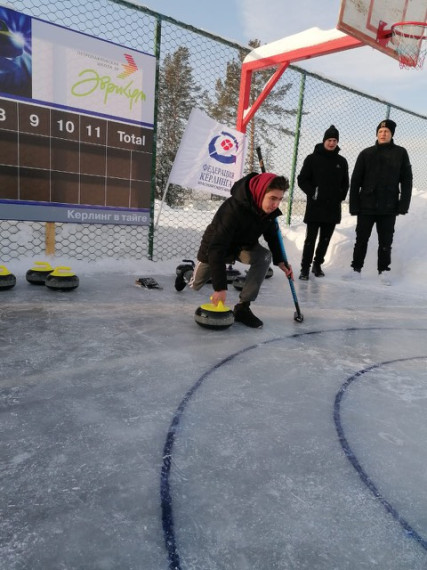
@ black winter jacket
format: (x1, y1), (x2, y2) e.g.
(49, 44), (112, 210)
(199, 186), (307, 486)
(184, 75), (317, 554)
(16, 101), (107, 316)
(297, 143), (349, 224)
(350, 140), (412, 216)
(197, 173), (284, 291)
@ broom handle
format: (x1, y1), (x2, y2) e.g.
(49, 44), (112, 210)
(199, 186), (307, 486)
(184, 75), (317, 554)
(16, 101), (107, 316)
(255, 146), (304, 323)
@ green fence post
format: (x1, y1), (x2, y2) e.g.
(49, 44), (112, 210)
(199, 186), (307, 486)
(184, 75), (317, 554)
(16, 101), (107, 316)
(286, 72), (306, 225)
(148, 16), (162, 261)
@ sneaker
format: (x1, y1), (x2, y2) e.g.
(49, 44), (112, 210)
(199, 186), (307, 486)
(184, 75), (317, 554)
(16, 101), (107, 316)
(265, 266), (274, 279)
(299, 270), (309, 281)
(174, 260), (194, 292)
(312, 263), (325, 277)
(233, 302), (263, 328)
(379, 272), (392, 286)
(174, 273), (187, 291)
(342, 269), (361, 281)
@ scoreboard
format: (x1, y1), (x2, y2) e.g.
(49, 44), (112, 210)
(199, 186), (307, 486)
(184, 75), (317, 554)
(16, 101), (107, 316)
(0, 97), (153, 222)
(0, 5), (156, 226)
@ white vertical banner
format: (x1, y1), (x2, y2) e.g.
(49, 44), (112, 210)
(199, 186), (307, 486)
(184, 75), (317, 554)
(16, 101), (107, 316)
(168, 108), (247, 197)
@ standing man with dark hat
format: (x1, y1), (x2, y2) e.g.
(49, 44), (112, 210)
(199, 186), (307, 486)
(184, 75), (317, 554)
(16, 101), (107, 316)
(344, 119), (412, 285)
(297, 125), (349, 280)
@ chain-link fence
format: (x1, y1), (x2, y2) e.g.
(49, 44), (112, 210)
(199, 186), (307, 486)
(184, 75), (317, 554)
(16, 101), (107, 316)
(1, 0), (426, 263)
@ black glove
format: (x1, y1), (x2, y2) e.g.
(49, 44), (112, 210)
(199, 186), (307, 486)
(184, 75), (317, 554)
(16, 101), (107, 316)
(398, 203), (408, 215)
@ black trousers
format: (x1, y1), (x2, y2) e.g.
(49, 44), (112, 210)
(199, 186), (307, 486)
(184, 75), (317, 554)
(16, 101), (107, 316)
(301, 222), (335, 270)
(351, 214), (396, 273)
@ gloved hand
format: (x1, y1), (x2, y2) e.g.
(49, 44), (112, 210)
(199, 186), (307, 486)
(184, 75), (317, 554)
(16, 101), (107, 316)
(398, 203), (408, 215)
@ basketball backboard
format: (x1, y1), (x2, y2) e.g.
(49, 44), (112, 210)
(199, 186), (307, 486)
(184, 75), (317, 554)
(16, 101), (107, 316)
(337, 0), (427, 62)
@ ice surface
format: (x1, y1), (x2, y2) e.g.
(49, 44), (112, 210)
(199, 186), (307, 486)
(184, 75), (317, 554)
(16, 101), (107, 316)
(1, 191), (427, 569)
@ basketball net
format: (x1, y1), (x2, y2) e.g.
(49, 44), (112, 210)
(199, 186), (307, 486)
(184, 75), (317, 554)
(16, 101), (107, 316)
(391, 21), (427, 70)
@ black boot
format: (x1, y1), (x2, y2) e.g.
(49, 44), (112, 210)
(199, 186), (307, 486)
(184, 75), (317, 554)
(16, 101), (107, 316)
(299, 268), (309, 281)
(174, 259), (195, 291)
(233, 302), (263, 328)
(312, 262), (325, 277)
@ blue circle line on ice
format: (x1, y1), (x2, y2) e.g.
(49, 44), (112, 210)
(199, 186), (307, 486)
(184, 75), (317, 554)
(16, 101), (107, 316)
(160, 327), (427, 570)
(334, 355), (427, 551)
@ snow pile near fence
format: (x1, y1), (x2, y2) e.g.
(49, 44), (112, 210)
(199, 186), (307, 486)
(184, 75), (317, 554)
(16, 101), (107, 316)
(3, 189), (426, 298)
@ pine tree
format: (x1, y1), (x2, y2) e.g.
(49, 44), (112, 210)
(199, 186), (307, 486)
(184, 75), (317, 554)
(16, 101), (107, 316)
(206, 40), (298, 172)
(156, 46), (201, 206)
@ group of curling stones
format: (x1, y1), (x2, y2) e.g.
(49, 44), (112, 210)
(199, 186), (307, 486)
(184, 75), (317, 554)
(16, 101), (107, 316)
(189, 262), (273, 331)
(0, 261), (79, 291)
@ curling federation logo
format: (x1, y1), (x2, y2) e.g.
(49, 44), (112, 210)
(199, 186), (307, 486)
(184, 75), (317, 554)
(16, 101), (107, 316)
(208, 131), (239, 164)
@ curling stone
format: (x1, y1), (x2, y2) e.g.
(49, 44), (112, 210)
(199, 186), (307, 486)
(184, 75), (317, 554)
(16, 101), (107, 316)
(232, 275), (246, 291)
(0, 265), (16, 290)
(176, 259), (195, 278)
(265, 266), (274, 279)
(226, 264), (241, 283)
(26, 261), (54, 285)
(45, 266), (79, 291)
(194, 300), (234, 330)
(205, 264), (241, 285)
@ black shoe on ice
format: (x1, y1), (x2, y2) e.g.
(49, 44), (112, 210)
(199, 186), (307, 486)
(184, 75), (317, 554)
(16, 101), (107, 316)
(233, 302), (263, 329)
(312, 263), (325, 277)
(174, 259), (195, 292)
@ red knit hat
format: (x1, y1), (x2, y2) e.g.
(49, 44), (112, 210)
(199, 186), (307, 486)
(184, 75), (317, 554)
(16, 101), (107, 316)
(249, 173), (277, 210)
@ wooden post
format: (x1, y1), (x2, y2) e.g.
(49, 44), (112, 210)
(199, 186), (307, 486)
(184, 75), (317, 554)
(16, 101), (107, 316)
(45, 222), (56, 256)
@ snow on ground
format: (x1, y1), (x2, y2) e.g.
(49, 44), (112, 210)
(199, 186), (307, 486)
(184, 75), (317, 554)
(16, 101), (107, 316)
(4, 188), (427, 293)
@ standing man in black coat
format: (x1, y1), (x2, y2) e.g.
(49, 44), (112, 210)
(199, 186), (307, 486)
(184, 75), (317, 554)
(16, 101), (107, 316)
(345, 119), (412, 285)
(297, 125), (349, 280)
(180, 172), (293, 329)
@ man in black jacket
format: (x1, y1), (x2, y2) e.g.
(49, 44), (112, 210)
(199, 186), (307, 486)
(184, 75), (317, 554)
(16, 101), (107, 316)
(297, 125), (349, 280)
(345, 119), (412, 285)
(184, 172), (293, 328)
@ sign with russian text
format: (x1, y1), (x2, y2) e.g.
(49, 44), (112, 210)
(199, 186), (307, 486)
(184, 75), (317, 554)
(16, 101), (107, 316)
(0, 5), (156, 225)
(168, 108), (247, 198)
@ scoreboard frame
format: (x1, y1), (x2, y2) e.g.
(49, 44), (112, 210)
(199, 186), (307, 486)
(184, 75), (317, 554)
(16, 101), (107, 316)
(0, 5), (156, 226)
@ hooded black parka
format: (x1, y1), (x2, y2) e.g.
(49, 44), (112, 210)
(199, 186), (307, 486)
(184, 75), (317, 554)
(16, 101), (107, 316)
(197, 173), (284, 291)
(297, 143), (349, 224)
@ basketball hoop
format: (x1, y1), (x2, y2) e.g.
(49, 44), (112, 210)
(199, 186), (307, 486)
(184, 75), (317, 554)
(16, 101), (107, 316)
(391, 21), (427, 70)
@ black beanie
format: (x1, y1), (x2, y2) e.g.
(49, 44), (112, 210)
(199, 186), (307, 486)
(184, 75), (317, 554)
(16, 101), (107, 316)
(376, 119), (396, 136)
(323, 125), (339, 142)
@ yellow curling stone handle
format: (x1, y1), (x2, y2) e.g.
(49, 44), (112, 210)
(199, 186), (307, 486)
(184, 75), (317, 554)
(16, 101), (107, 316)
(200, 299), (232, 313)
(30, 261), (54, 272)
(0, 265), (12, 276)
(50, 266), (76, 277)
